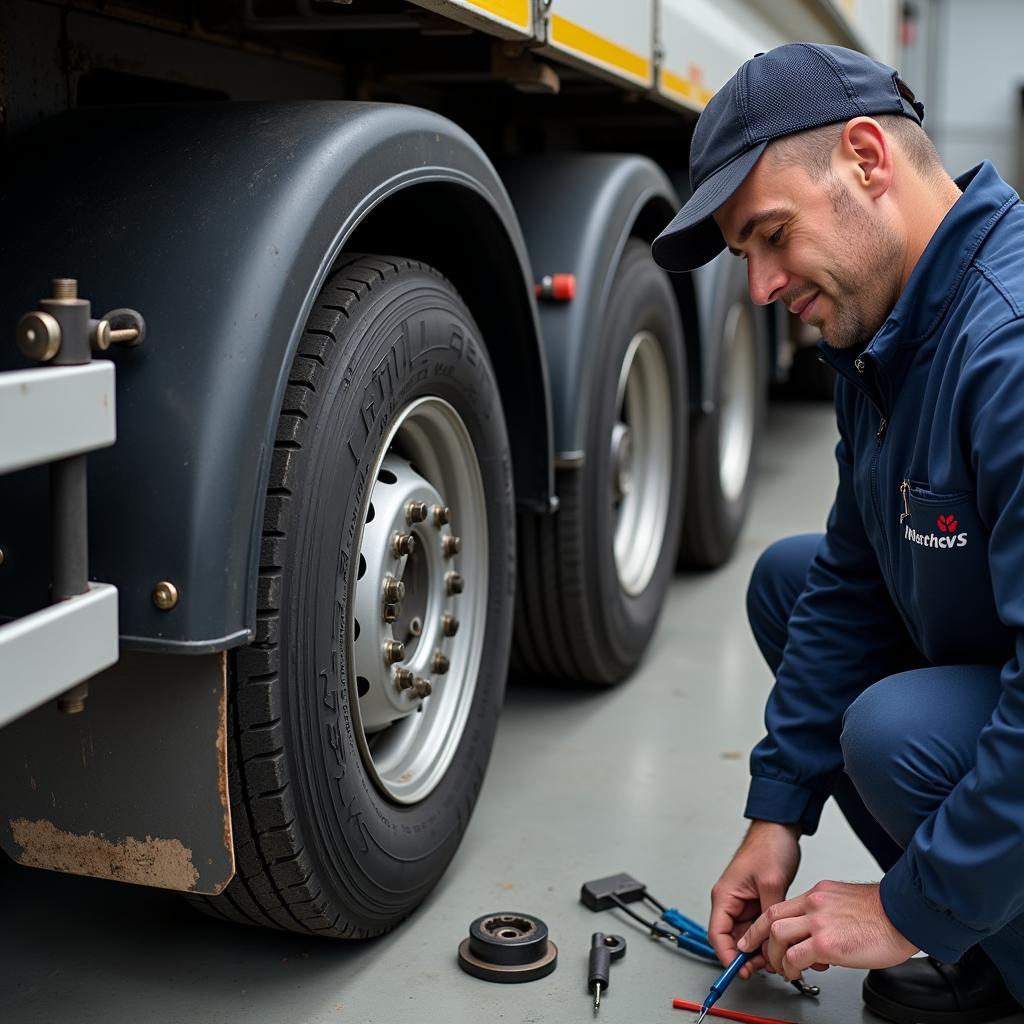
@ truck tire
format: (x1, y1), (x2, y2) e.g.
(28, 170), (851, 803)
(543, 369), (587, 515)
(679, 280), (767, 569)
(512, 239), (686, 684)
(192, 255), (514, 937)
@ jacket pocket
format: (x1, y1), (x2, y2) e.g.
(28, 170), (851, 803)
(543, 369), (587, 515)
(898, 483), (1006, 661)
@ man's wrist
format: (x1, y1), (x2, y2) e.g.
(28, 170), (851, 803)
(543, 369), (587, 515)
(748, 819), (802, 840)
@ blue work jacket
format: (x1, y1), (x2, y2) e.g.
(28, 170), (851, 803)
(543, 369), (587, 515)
(745, 161), (1024, 962)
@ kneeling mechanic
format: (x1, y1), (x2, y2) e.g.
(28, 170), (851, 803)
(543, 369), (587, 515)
(653, 41), (1024, 1024)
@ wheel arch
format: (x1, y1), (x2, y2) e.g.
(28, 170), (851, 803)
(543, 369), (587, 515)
(342, 180), (553, 513)
(0, 101), (553, 652)
(499, 154), (696, 457)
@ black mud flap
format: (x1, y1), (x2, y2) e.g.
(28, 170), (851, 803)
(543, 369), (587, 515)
(0, 651), (233, 894)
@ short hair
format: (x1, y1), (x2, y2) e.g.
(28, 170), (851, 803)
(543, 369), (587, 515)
(768, 114), (946, 182)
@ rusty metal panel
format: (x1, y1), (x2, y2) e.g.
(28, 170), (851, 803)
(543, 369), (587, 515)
(0, 651), (233, 895)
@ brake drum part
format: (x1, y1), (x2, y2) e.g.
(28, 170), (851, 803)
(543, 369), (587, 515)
(457, 913), (558, 983)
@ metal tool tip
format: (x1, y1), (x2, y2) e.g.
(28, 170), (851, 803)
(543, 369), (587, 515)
(594, 982), (601, 1013)
(695, 1010), (708, 1024)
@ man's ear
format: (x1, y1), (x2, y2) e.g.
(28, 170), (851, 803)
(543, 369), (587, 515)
(839, 117), (892, 199)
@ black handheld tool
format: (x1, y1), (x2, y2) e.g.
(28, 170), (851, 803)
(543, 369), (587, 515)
(587, 932), (626, 1013)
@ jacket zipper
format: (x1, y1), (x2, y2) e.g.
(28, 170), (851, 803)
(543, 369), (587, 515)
(900, 479), (911, 523)
(823, 347), (913, 623)
(869, 415), (912, 622)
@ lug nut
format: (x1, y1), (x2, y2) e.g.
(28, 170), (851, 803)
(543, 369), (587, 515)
(442, 614), (459, 637)
(442, 534), (462, 558)
(392, 532), (416, 557)
(394, 668), (414, 691)
(414, 677), (433, 698)
(383, 639), (406, 665)
(432, 652), (450, 675)
(446, 571), (464, 595)
(432, 504), (451, 528)
(383, 602), (400, 623)
(383, 576), (406, 603)
(405, 500), (428, 524)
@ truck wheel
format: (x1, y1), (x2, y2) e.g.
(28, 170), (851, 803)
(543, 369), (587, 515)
(679, 281), (767, 568)
(512, 239), (686, 684)
(192, 255), (514, 936)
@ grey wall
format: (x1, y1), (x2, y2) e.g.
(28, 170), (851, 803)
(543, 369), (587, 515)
(900, 0), (1024, 189)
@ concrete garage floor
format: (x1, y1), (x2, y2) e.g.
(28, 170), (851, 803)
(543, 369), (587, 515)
(4, 402), (1024, 1024)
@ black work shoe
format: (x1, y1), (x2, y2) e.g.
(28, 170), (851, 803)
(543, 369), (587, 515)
(863, 946), (1020, 1024)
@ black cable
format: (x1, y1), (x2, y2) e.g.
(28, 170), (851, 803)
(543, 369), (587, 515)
(644, 892), (668, 914)
(609, 893), (676, 941)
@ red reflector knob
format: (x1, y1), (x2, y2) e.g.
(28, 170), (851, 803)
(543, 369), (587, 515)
(535, 273), (577, 302)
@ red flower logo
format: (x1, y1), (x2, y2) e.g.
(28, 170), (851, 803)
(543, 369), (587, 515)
(937, 514), (958, 533)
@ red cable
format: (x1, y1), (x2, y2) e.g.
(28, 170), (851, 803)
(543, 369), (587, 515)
(672, 998), (799, 1024)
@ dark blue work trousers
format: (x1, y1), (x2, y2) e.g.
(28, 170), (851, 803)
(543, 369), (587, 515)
(746, 534), (1024, 995)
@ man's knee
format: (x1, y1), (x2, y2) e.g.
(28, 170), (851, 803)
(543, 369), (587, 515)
(840, 678), (906, 789)
(840, 670), (975, 849)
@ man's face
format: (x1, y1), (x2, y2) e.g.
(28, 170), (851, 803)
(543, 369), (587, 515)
(713, 151), (902, 349)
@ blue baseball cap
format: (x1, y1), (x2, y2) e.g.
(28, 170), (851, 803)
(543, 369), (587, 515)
(652, 43), (925, 272)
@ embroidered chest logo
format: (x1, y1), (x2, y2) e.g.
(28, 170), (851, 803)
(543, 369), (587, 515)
(904, 512), (967, 549)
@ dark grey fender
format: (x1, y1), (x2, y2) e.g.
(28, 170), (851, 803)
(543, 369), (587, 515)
(499, 154), (699, 456)
(0, 102), (552, 651)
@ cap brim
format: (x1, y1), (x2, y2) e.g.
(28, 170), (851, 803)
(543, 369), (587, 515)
(652, 142), (767, 272)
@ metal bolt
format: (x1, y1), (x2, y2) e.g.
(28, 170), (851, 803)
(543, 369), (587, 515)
(442, 534), (462, 558)
(432, 504), (451, 528)
(52, 278), (78, 301)
(432, 652), (450, 675)
(152, 581), (179, 611)
(57, 682), (88, 715)
(91, 319), (139, 352)
(394, 668), (414, 691)
(405, 500), (428, 524)
(16, 311), (62, 362)
(414, 677), (433, 698)
(383, 602), (400, 623)
(383, 576), (406, 603)
(383, 639), (406, 665)
(442, 614), (459, 637)
(446, 571), (464, 595)
(391, 532), (416, 557)
(0, 548), (5, 568)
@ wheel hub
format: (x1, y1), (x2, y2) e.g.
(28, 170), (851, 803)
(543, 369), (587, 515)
(349, 397), (488, 805)
(610, 422), (634, 499)
(354, 454), (461, 726)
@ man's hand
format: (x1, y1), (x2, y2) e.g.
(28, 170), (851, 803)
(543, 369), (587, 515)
(737, 881), (919, 979)
(708, 821), (801, 979)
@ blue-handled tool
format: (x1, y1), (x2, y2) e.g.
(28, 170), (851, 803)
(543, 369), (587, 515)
(579, 872), (821, 1008)
(695, 950), (754, 1023)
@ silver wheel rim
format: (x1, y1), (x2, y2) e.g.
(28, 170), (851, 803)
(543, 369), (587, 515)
(350, 397), (488, 805)
(718, 302), (757, 504)
(611, 330), (673, 596)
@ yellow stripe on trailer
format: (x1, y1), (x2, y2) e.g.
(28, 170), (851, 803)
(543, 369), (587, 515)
(661, 68), (713, 111)
(549, 13), (651, 83)
(466, 0), (531, 30)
